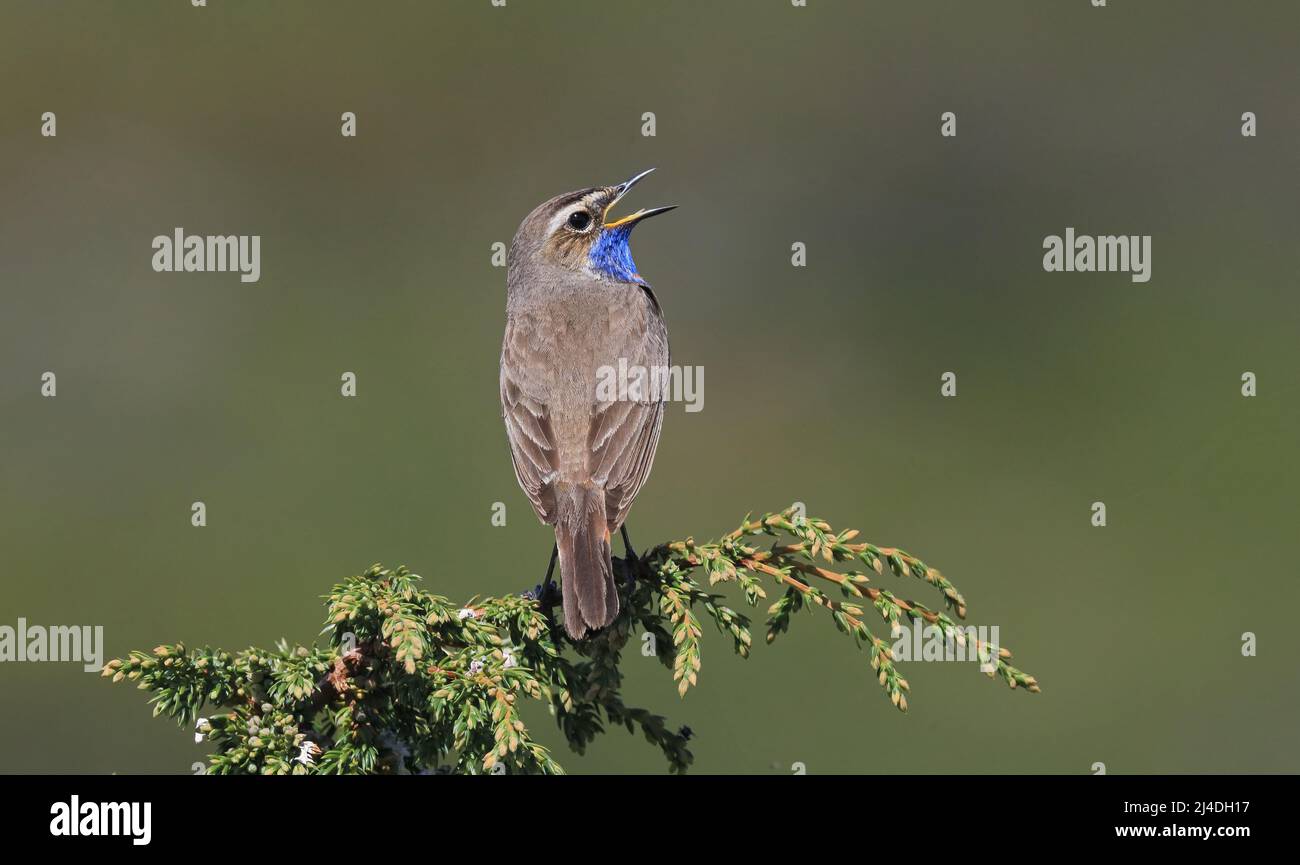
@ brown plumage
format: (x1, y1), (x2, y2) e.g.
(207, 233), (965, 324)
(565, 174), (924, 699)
(500, 170), (674, 638)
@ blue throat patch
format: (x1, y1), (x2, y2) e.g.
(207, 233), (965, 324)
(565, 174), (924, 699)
(589, 225), (644, 285)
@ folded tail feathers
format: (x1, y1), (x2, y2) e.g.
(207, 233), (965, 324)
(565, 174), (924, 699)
(554, 485), (618, 639)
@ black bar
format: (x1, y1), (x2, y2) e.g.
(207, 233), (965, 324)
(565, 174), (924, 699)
(5, 774), (1285, 848)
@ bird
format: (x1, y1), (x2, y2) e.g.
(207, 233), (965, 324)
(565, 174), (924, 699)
(500, 169), (675, 640)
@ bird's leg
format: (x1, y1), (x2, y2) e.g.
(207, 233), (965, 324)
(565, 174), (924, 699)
(541, 543), (558, 603)
(620, 523), (638, 561)
(620, 523), (641, 591)
(535, 544), (560, 634)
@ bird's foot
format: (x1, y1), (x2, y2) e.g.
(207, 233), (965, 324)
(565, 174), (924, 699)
(623, 552), (641, 593)
(521, 544), (562, 634)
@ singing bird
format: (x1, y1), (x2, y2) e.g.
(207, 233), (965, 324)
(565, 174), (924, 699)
(500, 169), (675, 639)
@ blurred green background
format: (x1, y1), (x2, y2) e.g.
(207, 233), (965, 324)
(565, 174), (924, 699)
(1, 0), (1296, 774)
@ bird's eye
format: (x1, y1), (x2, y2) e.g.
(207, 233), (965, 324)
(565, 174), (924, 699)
(567, 210), (592, 231)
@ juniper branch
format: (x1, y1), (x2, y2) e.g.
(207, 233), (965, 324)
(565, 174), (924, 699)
(104, 505), (1038, 774)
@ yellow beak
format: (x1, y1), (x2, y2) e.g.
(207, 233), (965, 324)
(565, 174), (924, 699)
(602, 168), (677, 228)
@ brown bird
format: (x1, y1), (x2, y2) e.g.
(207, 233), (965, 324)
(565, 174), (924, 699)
(500, 169), (674, 639)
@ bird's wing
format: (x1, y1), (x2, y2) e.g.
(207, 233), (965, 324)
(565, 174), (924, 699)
(500, 320), (558, 523)
(589, 305), (669, 531)
(591, 398), (664, 531)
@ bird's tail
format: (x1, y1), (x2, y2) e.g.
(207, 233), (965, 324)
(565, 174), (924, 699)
(553, 484), (617, 639)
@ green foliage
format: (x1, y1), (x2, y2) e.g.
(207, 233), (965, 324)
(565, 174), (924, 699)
(104, 506), (1038, 774)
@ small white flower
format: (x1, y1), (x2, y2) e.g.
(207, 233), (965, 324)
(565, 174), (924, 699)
(194, 717), (209, 744)
(502, 648), (518, 669)
(295, 741), (320, 767)
(457, 608), (475, 621)
(468, 659), (485, 675)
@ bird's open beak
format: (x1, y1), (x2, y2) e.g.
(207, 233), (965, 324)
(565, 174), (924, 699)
(603, 168), (677, 229)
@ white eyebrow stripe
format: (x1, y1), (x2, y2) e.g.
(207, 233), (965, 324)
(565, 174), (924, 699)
(547, 193), (601, 236)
